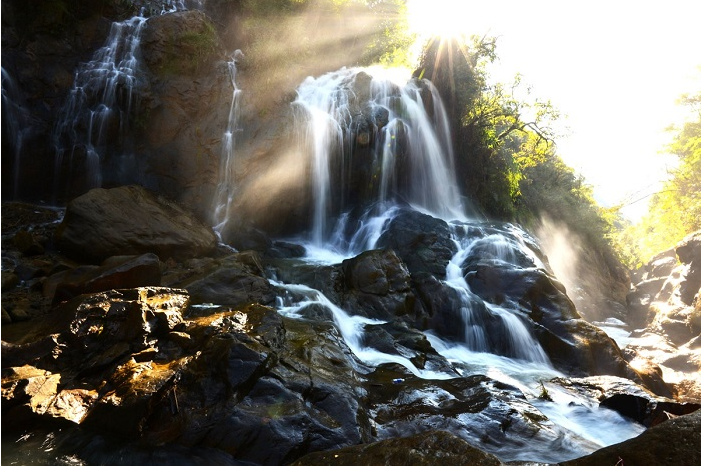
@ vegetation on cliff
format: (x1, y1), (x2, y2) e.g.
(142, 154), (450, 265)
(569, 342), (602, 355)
(618, 91), (701, 266)
(414, 34), (629, 278)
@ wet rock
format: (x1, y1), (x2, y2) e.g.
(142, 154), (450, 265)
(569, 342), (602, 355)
(562, 410), (701, 466)
(268, 241), (306, 259)
(553, 375), (700, 427)
(47, 253), (162, 304)
(55, 186), (218, 263)
(376, 208), (456, 278)
(218, 219), (273, 253)
(83, 357), (191, 438)
(176, 253), (276, 308)
(464, 262), (635, 379)
(365, 371), (597, 464)
(338, 249), (414, 321)
(292, 430), (503, 465)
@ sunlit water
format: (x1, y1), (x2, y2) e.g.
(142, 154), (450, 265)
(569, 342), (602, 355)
(293, 67), (466, 247)
(268, 204), (646, 463)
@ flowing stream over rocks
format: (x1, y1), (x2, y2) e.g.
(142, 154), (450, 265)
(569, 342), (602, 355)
(1, 4), (699, 464)
(52, 15), (148, 199)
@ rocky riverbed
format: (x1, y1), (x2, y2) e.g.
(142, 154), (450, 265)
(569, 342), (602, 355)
(2, 191), (699, 465)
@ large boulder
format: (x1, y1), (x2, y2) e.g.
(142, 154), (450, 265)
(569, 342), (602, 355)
(137, 9), (233, 215)
(46, 253), (162, 304)
(170, 251), (276, 308)
(338, 249), (414, 321)
(375, 208), (456, 278)
(55, 186), (218, 263)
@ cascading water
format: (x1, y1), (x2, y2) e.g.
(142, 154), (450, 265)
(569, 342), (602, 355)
(269, 66), (648, 463)
(212, 51), (244, 235)
(52, 15), (148, 199)
(1, 67), (30, 199)
(293, 67), (465, 248)
(50, 1), (203, 202)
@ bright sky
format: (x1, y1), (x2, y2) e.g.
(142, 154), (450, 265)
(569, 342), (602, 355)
(407, 0), (701, 221)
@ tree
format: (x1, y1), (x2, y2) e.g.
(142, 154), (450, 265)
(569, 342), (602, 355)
(621, 91), (701, 264)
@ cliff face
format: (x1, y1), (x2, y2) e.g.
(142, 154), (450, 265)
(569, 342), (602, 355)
(2, 1), (235, 220)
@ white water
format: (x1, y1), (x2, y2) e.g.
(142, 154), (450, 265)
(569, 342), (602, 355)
(272, 279), (451, 380)
(270, 201), (644, 462)
(52, 15), (147, 199)
(1, 67), (30, 198)
(212, 51), (244, 235)
(293, 67), (465, 247)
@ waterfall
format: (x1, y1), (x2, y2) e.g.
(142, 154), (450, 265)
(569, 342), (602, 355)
(52, 15), (148, 200)
(293, 67), (465, 247)
(444, 222), (552, 363)
(1, 67), (30, 199)
(212, 51), (244, 235)
(272, 279), (452, 380)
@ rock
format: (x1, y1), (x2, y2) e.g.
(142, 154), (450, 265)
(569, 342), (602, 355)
(562, 410), (701, 466)
(364, 371), (598, 464)
(47, 253), (162, 304)
(1, 271), (19, 290)
(338, 249), (414, 321)
(292, 430), (503, 466)
(134, 10), (233, 217)
(13, 230), (44, 256)
(376, 208), (456, 278)
(175, 253), (276, 307)
(464, 261), (635, 379)
(141, 10), (220, 77)
(6, 303), (31, 322)
(676, 231), (701, 306)
(268, 241), (306, 259)
(55, 186), (218, 263)
(553, 375), (700, 427)
(624, 234), (702, 402)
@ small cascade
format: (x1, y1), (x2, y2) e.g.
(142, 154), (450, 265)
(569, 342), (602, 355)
(1, 67), (30, 198)
(272, 279), (451, 379)
(293, 67), (465, 247)
(212, 51), (244, 235)
(52, 15), (148, 200)
(445, 222), (552, 363)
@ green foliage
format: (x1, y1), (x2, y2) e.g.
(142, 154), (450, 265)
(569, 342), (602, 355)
(617, 91), (701, 266)
(157, 18), (220, 76)
(415, 33), (626, 266)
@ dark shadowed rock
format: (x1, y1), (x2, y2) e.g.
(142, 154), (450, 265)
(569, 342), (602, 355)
(291, 430), (503, 466)
(676, 231), (701, 306)
(55, 186), (218, 263)
(46, 253), (162, 304)
(172, 252), (276, 307)
(561, 410), (701, 466)
(338, 249), (414, 321)
(376, 208), (456, 278)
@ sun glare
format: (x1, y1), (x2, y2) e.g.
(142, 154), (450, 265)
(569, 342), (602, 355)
(407, 0), (474, 40)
